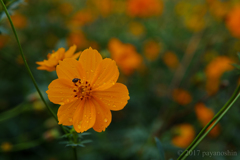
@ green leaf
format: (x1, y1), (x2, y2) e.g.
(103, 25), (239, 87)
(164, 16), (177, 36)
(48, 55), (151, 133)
(237, 52), (240, 60)
(81, 139), (92, 144)
(231, 63), (240, 70)
(154, 137), (165, 160)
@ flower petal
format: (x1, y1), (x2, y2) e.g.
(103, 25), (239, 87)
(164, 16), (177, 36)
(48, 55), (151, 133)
(57, 99), (80, 125)
(79, 47), (102, 82)
(56, 58), (85, 80)
(64, 45), (77, 58)
(71, 51), (81, 59)
(56, 48), (65, 60)
(46, 79), (76, 105)
(37, 65), (55, 72)
(91, 97), (112, 132)
(92, 83), (129, 111)
(91, 58), (119, 91)
(73, 99), (96, 133)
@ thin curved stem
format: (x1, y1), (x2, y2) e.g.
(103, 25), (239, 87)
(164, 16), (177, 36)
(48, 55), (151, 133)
(177, 85), (240, 160)
(0, 0), (58, 122)
(0, 1), (77, 158)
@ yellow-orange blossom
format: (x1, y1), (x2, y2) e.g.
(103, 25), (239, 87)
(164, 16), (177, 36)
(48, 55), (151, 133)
(46, 48), (130, 133)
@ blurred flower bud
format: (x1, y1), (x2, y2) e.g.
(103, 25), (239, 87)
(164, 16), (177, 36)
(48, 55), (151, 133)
(1, 142), (12, 152)
(43, 129), (60, 141)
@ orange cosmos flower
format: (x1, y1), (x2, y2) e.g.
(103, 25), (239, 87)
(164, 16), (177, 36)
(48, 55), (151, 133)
(172, 124), (195, 148)
(67, 31), (89, 49)
(36, 45), (81, 72)
(226, 5), (240, 38)
(163, 51), (179, 69)
(108, 38), (142, 75)
(10, 13), (27, 29)
(205, 56), (233, 95)
(172, 89), (192, 106)
(143, 40), (161, 61)
(46, 47), (130, 133)
(195, 103), (220, 137)
(127, 0), (163, 17)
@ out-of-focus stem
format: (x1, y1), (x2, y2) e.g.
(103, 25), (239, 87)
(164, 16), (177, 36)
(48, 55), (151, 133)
(177, 85), (240, 160)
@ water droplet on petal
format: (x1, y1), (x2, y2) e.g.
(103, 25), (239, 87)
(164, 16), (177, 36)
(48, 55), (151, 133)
(104, 118), (108, 123)
(78, 125), (81, 129)
(69, 118), (72, 122)
(113, 105), (116, 108)
(84, 115), (87, 117)
(91, 70), (94, 73)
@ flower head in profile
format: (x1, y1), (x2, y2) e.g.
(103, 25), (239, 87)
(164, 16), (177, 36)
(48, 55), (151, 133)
(36, 45), (81, 72)
(46, 47), (130, 133)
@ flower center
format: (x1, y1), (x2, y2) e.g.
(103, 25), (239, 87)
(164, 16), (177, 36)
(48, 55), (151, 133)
(72, 78), (92, 100)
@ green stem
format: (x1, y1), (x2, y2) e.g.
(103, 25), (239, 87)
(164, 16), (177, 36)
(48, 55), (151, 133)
(0, 0), (58, 122)
(177, 85), (240, 160)
(0, 1), (77, 157)
(72, 130), (78, 160)
(73, 147), (78, 160)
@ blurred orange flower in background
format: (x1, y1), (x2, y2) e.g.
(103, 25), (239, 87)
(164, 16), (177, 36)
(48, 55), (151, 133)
(172, 89), (192, 105)
(36, 45), (81, 72)
(58, 2), (74, 15)
(129, 21), (145, 37)
(46, 48), (130, 133)
(143, 40), (161, 61)
(89, 0), (112, 17)
(195, 103), (220, 137)
(172, 123), (195, 148)
(1, 142), (12, 152)
(10, 13), (27, 29)
(127, 0), (163, 17)
(205, 56), (233, 95)
(69, 9), (96, 28)
(67, 31), (89, 50)
(226, 5), (240, 38)
(163, 51), (179, 69)
(108, 38), (142, 75)
(207, 0), (229, 20)
(0, 34), (9, 49)
(175, 2), (207, 32)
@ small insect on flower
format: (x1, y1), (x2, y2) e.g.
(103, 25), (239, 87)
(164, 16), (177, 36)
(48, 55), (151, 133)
(46, 47), (130, 133)
(72, 78), (80, 83)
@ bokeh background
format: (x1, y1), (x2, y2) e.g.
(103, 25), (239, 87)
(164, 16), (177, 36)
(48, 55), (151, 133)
(1, 0), (240, 159)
